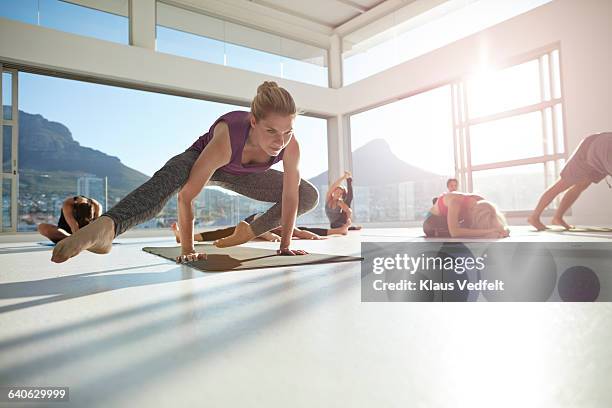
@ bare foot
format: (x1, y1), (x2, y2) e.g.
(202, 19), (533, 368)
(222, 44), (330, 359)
(258, 231), (281, 242)
(552, 217), (573, 230)
(171, 222), (181, 243)
(51, 216), (115, 263)
(527, 215), (548, 231)
(292, 228), (325, 240)
(214, 221), (256, 248)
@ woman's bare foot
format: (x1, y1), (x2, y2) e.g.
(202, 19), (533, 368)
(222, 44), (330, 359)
(258, 231), (281, 242)
(552, 216), (573, 230)
(51, 216), (115, 263)
(292, 228), (325, 240)
(527, 215), (548, 231)
(214, 221), (256, 248)
(171, 222), (181, 243)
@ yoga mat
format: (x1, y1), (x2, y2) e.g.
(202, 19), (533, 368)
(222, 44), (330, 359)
(142, 244), (362, 272)
(545, 226), (612, 233)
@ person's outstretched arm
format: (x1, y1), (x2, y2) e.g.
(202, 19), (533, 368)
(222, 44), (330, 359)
(90, 198), (103, 218)
(345, 177), (354, 207)
(326, 171), (351, 202)
(61, 197), (80, 232)
(279, 137), (305, 255)
(177, 122), (232, 262)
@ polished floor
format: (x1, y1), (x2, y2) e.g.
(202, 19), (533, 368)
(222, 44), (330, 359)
(1, 227), (611, 407)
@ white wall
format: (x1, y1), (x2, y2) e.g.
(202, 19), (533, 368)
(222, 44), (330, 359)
(339, 0), (612, 225)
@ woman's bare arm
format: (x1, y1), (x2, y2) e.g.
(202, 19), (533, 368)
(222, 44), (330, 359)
(61, 197), (80, 232)
(177, 122), (232, 261)
(90, 198), (103, 218)
(279, 137), (303, 254)
(326, 171), (351, 202)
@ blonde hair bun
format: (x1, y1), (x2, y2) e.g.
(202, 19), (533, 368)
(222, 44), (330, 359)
(251, 81), (296, 121)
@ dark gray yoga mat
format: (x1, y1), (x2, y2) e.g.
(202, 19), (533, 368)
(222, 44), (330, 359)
(143, 244), (362, 272)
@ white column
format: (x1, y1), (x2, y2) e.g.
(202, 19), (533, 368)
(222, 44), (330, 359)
(129, 0), (156, 49)
(326, 34), (351, 185)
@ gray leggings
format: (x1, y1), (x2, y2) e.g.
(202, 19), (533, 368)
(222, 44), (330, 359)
(104, 149), (319, 237)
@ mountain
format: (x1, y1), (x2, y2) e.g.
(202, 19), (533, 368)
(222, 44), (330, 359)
(308, 138), (440, 186)
(17, 110), (149, 197)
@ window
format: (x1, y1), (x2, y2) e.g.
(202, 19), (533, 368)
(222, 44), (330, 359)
(342, 0), (553, 85)
(350, 85), (455, 224)
(156, 2), (328, 87)
(16, 73), (328, 231)
(454, 48), (565, 211)
(0, 0), (129, 44)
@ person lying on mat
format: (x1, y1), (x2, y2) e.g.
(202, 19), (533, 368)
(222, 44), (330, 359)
(51, 81), (319, 264)
(423, 192), (509, 238)
(529, 132), (612, 231)
(38, 195), (102, 243)
(170, 212), (327, 243)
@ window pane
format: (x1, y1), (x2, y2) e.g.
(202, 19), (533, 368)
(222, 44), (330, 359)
(156, 26), (225, 65)
(472, 163), (546, 211)
(466, 59), (542, 119)
(17, 72), (328, 231)
(0, 0), (128, 44)
(156, 2), (328, 87)
(343, 0), (552, 85)
(0, 0), (38, 24)
(2, 72), (13, 120)
(350, 86), (454, 223)
(470, 111), (544, 165)
(2, 178), (12, 229)
(2, 125), (12, 173)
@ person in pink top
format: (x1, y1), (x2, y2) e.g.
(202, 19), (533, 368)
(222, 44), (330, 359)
(424, 192), (509, 238)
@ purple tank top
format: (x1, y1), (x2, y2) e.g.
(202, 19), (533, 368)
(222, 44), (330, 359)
(189, 111), (285, 175)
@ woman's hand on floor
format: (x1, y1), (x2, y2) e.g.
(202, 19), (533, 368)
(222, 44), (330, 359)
(176, 250), (207, 263)
(277, 247), (309, 256)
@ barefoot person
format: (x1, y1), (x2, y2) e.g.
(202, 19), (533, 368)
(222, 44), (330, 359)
(51, 81), (319, 263)
(528, 132), (612, 230)
(171, 212), (326, 244)
(423, 192), (509, 238)
(38, 195), (102, 243)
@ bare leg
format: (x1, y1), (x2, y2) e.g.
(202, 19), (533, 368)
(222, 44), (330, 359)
(171, 222), (204, 244)
(328, 220), (351, 236)
(528, 178), (573, 231)
(552, 180), (591, 229)
(51, 215), (115, 263)
(213, 221), (256, 248)
(38, 223), (70, 243)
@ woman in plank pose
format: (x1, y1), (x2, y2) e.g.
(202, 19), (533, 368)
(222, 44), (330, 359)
(51, 81), (319, 263)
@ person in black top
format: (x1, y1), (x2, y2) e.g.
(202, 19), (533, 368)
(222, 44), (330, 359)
(38, 195), (102, 243)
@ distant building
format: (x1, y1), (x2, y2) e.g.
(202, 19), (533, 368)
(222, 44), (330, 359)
(77, 175), (106, 208)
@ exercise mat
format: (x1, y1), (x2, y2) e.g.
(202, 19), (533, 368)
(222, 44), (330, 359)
(143, 244), (362, 272)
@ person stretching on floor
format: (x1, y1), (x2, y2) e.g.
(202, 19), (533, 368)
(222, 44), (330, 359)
(528, 132), (612, 231)
(423, 192), (509, 238)
(38, 195), (102, 243)
(170, 212), (325, 243)
(299, 171), (360, 237)
(51, 81), (319, 264)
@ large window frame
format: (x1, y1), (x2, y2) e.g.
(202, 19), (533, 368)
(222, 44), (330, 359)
(453, 45), (566, 215)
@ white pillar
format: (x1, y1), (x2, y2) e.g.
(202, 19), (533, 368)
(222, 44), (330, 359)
(326, 34), (351, 185)
(129, 0), (156, 49)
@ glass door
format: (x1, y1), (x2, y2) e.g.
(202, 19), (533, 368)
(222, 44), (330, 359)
(1, 65), (18, 233)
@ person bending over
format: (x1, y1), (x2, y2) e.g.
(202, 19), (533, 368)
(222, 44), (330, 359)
(529, 132), (612, 230)
(38, 195), (102, 243)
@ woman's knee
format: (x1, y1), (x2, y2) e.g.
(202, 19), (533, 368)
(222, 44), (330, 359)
(298, 181), (319, 213)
